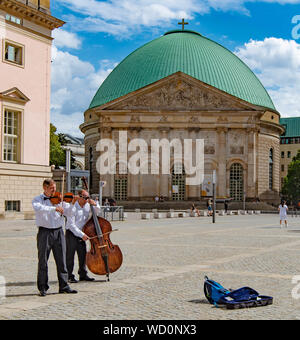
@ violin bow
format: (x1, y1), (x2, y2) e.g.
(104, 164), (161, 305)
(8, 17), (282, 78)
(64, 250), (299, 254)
(61, 173), (65, 207)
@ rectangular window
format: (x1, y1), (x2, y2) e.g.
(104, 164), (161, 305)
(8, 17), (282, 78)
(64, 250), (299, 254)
(114, 177), (128, 201)
(269, 163), (273, 190)
(3, 109), (20, 162)
(288, 151), (291, 158)
(281, 164), (284, 172)
(269, 149), (273, 190)
(281, 151), (284, 158)
(4, 40), (24, 66)
(5, 14), (22, 25)
(5, 200), (20, 212)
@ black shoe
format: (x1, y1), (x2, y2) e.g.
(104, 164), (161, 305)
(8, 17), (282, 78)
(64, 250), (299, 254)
(68, 277), (78, 283)
(59, 287), (78, 294)
(39, 290), (47, 297)
(79, 276), (95, 282)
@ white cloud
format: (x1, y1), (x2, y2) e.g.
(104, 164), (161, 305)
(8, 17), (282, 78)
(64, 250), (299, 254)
(50, 46), (116, 136)
(51, 0), (300, 136)
(235, 37), (300, 117)
(52, 29), (82, 49)
(51, 111), (84, 137)
(59, 0), (202, 37)
(59, 0), (300, 37)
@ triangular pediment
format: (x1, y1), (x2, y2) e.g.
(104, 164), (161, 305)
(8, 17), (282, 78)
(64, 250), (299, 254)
(0, 87), (30, 104)
(100, 72), (258, 112)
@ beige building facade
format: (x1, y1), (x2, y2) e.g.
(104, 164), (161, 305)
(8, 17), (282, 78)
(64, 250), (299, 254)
(0, 0), (64, 218)
(280, 117), (300, 189)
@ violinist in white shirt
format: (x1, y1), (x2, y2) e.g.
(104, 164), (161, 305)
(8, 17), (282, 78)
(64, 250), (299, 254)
(65, 189), (101, 283)
(32, 179), (77, 297)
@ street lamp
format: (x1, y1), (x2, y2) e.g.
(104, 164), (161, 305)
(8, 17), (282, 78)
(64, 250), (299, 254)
(66, 148), (71, 192)
(212, 170), (216, 223)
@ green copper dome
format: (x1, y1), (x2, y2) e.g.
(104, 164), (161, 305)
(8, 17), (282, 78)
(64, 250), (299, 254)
(89, 30), (276, 111)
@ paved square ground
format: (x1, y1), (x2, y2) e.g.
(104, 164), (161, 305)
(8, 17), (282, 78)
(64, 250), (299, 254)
(0, 214), (300, 320)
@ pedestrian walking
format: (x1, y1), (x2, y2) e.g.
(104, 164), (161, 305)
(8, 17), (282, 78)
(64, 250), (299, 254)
(278, 200), (288, 228)
(207, 199), (213, 217)
(224, 201), (228, 213)
(191, 203), (200, 216)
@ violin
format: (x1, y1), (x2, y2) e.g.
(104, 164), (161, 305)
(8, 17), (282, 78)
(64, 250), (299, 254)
(81, 177), (123, 281)
(48, 192), (76, 205)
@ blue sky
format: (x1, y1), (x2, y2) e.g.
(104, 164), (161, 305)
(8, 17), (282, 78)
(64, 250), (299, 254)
(49, 0), (300, 136)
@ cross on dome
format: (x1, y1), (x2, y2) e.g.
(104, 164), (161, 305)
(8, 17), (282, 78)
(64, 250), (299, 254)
(178, 18), (188, 30)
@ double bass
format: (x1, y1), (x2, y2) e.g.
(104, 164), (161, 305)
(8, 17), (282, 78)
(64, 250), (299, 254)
(81, 177), (123, 281)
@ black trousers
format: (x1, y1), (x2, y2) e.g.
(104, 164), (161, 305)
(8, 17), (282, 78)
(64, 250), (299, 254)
(37, 227), (69, 292)
(65, 230), (88, 279)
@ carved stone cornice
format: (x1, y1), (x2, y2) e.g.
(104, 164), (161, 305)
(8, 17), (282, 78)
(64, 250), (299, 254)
(158, 126), (171, 133)
(128, 126), (142, 133)
(0, 0), (65, 30)
(216, 127), (228, 134)
(188, 127), (200, 133)
(100, 127), (112, 134)
(246, 126), (260, 133)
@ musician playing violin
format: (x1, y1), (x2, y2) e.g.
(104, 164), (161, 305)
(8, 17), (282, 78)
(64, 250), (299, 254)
(65, 189), (100, 283)
(32, 179), (77, 297)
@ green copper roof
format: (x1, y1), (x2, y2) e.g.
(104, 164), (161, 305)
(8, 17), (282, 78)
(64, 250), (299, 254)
(89, 30), (276, 111)
(280, 117), (300, 138)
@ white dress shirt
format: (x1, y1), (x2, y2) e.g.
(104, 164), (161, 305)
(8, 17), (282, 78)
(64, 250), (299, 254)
(32, 194), (69, 229)
(65, 201), (101, 238)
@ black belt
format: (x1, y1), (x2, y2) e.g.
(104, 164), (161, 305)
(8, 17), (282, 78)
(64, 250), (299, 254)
(39, 226), (62, 231)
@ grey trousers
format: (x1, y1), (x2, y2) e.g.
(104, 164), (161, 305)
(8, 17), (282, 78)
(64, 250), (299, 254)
(37, 227), (69, 292)
(65, 230), (88, 279)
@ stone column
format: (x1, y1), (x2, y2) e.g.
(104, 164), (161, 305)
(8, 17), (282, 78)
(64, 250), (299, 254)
(217, 127), (227, 197)
(247, 127), (258, 199)
(100, 127), (113, 198)
(128, 128), (141, 200)
(159, 128), (170, 198)
(187, 128), (200, 200)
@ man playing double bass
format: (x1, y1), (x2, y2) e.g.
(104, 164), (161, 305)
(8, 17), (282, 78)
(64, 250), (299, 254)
(65, 189), (100, 283)
(32, 179), (77, 297)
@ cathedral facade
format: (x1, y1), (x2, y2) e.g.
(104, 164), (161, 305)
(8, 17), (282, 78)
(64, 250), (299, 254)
(80, 30), (284, 203)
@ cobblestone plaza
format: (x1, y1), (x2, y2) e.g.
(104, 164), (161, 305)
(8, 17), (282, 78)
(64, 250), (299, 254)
(1, 214), (300, 320)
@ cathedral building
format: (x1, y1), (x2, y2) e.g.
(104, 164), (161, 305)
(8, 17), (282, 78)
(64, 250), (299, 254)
(0, 0), (64, 217)
(81, 28), (284, 204)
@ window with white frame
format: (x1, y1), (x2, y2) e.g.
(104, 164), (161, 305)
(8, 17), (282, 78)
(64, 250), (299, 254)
(3, 109), (20, 162)
(4, 40), (24, 66)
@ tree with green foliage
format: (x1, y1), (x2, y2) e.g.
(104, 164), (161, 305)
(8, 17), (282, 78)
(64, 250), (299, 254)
(281, 150), (300, 204)
(50, 123), (65, 167)
(49, 123), (77, 168)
